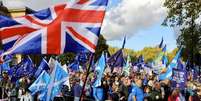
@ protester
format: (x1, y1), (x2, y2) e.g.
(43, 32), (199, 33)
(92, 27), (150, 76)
(168, 88), (180, 101)
(73, 77), (82, 101)
(148, 82), (163, 101)
(102, 77), (109, 101)
(93, 86), (104, 101)
(9, 84), (17, 101)
(20, 91), (33, 101)
(128, 76), (144, 101)
(110, 81), (120, 101)
(0, 55), (200, 101)
(161, 79), (172, 101)
(0, 65), (200, 101)
(119, 76), (130, 101)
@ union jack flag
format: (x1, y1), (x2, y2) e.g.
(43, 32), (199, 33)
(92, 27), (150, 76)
(0, 0), (108, 59)
(0, 4), (65, 50)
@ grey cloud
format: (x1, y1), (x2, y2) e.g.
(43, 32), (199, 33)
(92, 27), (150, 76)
(101, 0), (166, 40)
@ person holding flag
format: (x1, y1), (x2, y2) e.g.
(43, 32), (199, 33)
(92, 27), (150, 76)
(29, 60), (68, 101)
(93, 53), (106, 101)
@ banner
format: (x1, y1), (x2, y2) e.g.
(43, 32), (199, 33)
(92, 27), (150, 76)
(171, 68), (187, 89)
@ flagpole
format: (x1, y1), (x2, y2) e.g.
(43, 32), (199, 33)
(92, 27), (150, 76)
(79, 53), (94, 101)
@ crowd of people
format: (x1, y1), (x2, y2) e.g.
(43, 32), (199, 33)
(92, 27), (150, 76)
(0, 66), (200, 101)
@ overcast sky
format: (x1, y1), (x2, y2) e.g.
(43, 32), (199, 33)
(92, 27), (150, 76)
(1, 0), (177, 51)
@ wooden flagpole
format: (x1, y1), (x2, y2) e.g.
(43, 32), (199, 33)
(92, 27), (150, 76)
(79, 53), (94, 101)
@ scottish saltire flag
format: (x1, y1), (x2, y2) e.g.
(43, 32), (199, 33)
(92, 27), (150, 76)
(29, 71), (50, 96)
(34, 58), (50, 78)
(0, 4), (64, 51)
(122, 55), (131, 76)
(93, 53), (106, 87)
(48, 57), (56, 73)
(0, 0), (108, 61)
(159, 37), (163, 48)
(62, 64), (68, 74)
(46, 61), (68, 101)
(62, 64), (70, 88)
(158, 48), (182, 80)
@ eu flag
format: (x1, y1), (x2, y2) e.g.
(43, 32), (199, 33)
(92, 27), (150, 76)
(15, 57), (35, 78)
(107, 49), (125, 68)
(68, 60), (80, 72)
